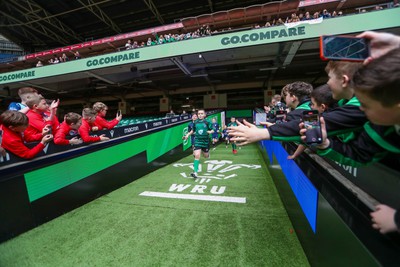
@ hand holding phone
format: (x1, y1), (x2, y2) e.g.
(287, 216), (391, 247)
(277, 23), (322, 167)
(302, 110), (322, 145)
(320, 35), (370, 62)
(275, 110), (287, 124)
(41, 134), (53, 145)
(116, 109), (122, 120)
(43, 124), (52, 135)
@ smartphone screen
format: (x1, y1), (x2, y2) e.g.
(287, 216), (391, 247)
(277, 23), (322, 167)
(275, 110), (287, 124)
(302, 111), (322, 145)
(320, 35), (370, 61)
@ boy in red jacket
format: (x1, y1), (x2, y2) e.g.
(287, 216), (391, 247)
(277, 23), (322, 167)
(79, 108), (109, 143)
(93, 102), (122, 130)
(25, 95), (59, 142)
(54, 112), (83, 145)
(0, 110), (53, 159)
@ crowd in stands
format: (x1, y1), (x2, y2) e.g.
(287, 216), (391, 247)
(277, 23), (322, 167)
(36, 51), (81, 67)
(24, 3), (396, 69)
(124, 25), (212, 50)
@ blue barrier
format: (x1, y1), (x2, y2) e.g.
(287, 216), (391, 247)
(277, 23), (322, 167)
(261, 140), (318, 233)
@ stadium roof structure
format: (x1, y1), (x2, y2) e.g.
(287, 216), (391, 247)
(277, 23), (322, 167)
(0, 0), (396, 110)
(0, 0), (388, 52)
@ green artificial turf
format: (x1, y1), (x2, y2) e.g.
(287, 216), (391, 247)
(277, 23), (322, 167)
(0, 144), (309, 267)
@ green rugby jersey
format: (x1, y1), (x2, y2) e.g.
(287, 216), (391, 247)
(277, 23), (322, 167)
(228, 122), (238, 127)
(193, 119), (212, 147)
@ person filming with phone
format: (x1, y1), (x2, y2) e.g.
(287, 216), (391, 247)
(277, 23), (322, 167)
(303, 31), (400, 234)
(93, 102), (122, 130)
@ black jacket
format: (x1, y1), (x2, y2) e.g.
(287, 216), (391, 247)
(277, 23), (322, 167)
(268, 97), (367, 142)
(318, 122), (400, 166)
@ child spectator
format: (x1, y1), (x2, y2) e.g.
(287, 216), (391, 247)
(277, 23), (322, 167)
(54, 112), (83, 145)
(72, 51), (81, 60)
(125, 39), (132, 50)
(25, 95), (59, 142)
(79, 108), (109, 143)
(287, 84), (336, 159)
(0, 126), (6, 157)
(282, 81), (313, 121)
(53, 55), (60, 64)
(228, 61), (365, 144)
(308, 45), (400, 235)
(314, 47), (400, 165)
(60, 53), (69, 62)
(93, 102), (122, 130)
(8, 87), (39, 114)
(0, 110), (52, 159)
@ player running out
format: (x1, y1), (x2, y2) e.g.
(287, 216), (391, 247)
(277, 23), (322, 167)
(183, 109), (214, 178)
(227, 117), (238, 154)
(221, 125), (229, 148)
(211, 118), (220, 150)
(187, 113), (198, 150)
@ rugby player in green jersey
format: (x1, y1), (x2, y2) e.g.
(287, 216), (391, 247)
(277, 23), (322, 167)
(227, 117), (238, 154)
(183, 109), (214, 178)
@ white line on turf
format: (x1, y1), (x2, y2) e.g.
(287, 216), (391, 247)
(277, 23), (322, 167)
(139, 191), (246, 203)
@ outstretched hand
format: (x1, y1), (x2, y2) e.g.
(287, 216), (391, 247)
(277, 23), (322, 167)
(228, 119), (270, 145)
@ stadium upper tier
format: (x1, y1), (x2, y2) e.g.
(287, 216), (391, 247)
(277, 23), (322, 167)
(0, 9), (399, 87)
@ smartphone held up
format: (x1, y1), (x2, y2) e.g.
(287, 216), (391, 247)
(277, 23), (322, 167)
(302, 110), (323, 145)
(320, 35), (370, 62)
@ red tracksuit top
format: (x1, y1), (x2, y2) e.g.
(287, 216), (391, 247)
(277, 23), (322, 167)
(94, 115), (119, 130)
(78, 118), (101, 143)
(54, 121), (76, 145)
(25, 110), (59, 142)
(1, 126), (45, 159)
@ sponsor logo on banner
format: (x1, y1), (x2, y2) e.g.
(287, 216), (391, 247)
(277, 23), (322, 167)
(124, 126), (139, 134)
(43, 144), (49, 154)
(153, 121), (162, 127)
(221, 26), (306, 46)
(335, 162), (358, 177)
(0, 153), (11, 163)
